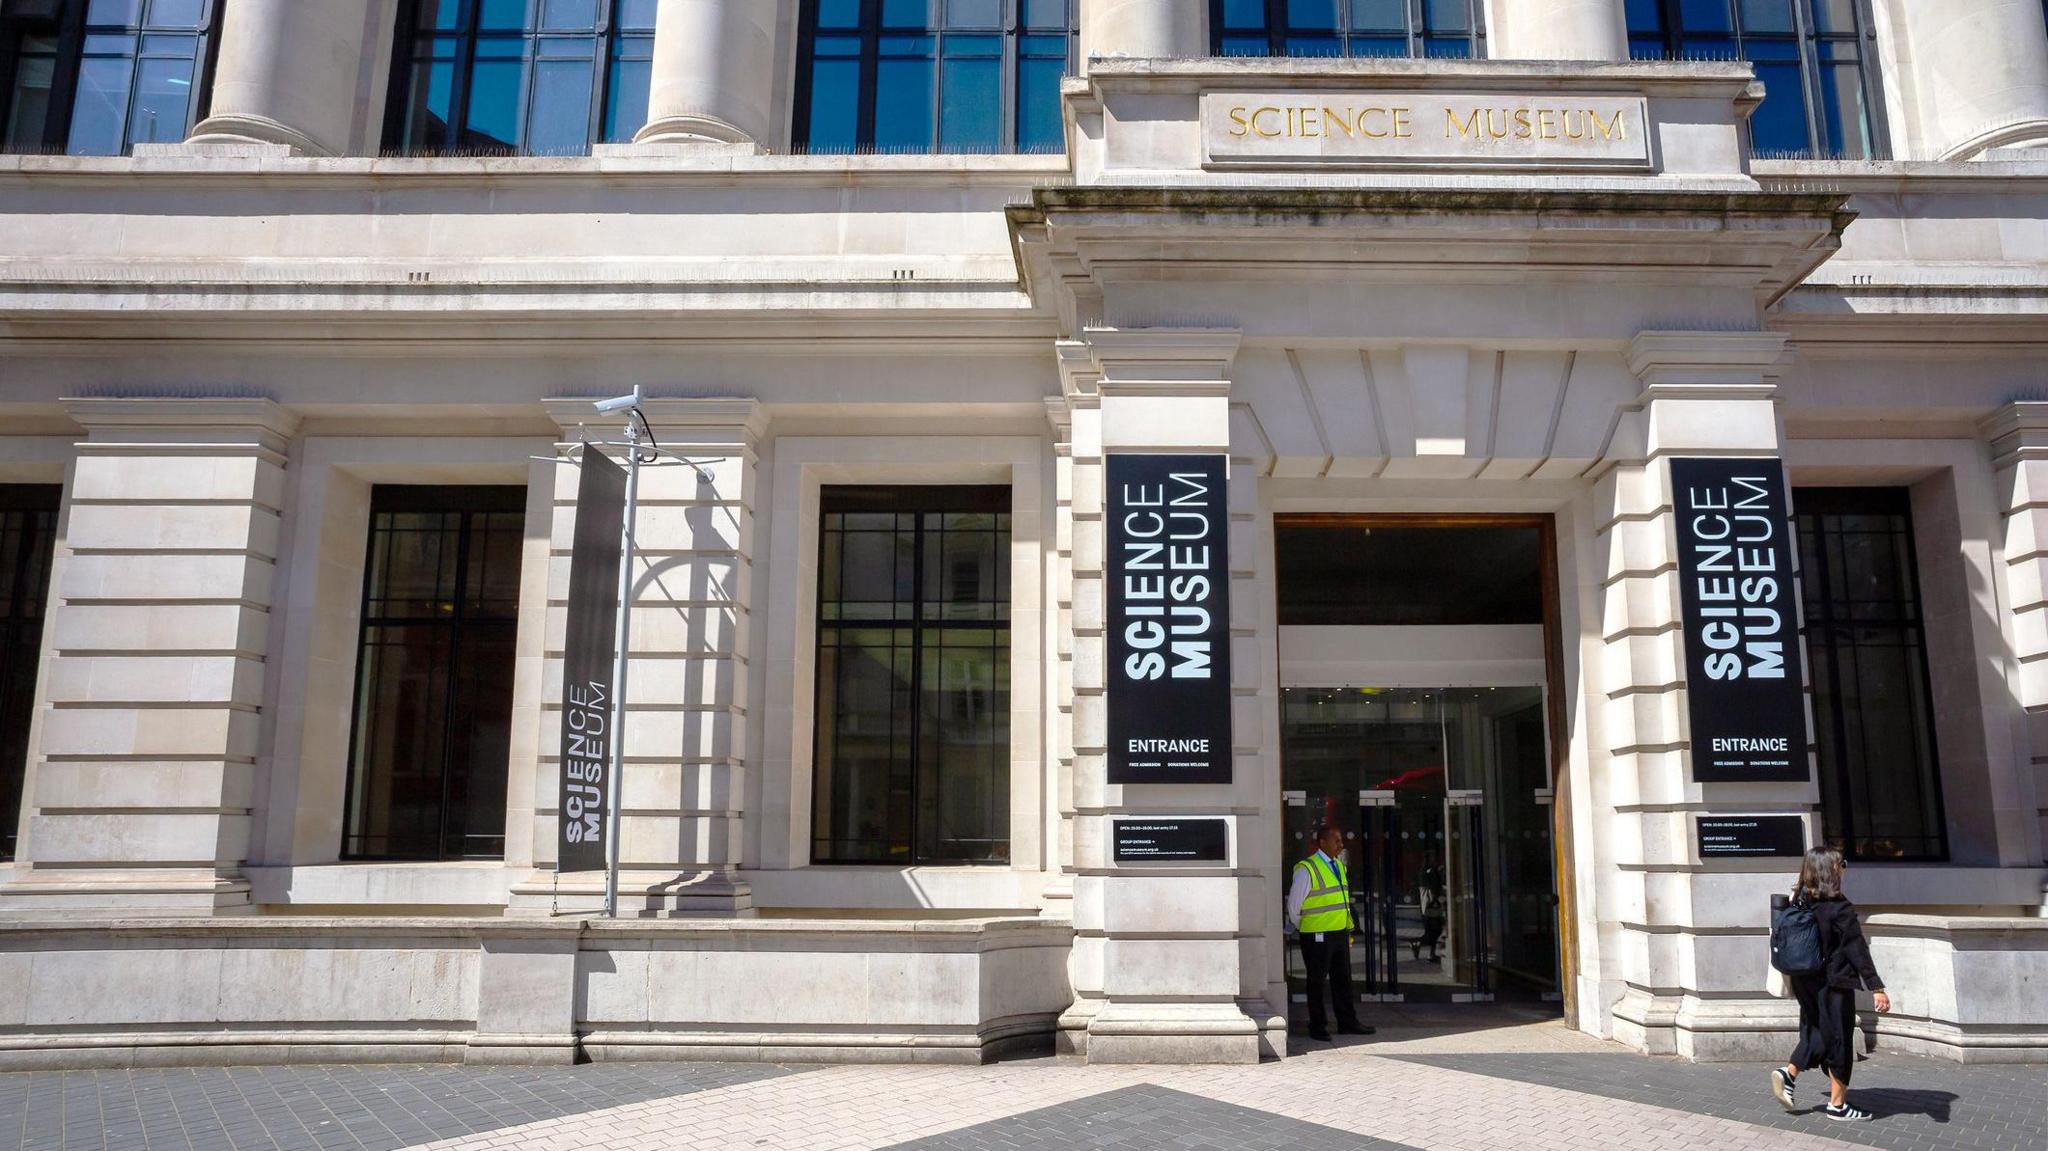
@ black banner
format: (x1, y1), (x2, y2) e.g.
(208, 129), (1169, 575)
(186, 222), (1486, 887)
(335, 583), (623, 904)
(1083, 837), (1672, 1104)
(1112, 818), (1230, 862)
(557, 448), (627, 873)
(1671, 457), (1809, 783)
(1697, 815), (1806, 859)
(1106, 454), (1232, 785)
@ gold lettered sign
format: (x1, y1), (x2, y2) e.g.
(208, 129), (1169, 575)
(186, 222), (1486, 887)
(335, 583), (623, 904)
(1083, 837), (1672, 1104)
(1200, 92), (1652, 169)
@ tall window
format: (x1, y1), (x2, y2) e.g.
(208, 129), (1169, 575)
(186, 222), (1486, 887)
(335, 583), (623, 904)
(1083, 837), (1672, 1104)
(0, 0), (215, 156)
(813, 487), (1010, 865)
(794, 0), (1076, 155)
(343, 487), (525, 861)
(1795, 488), (1946, 861)
(385, 0), (654, 156)
(1213, 0), (1483, 58)
(0, 486), (59, 862)
(1626, 0), (1882, 159)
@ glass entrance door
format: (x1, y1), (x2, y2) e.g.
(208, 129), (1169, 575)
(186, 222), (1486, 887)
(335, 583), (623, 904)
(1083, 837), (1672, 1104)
(1281, 686), (1560, 1010)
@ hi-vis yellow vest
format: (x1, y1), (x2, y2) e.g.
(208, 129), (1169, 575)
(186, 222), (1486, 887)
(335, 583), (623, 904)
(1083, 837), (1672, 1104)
(1295, 852), (1353, 934)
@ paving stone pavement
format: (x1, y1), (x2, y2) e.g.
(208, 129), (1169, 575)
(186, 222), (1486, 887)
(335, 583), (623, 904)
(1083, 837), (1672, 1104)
(0, 1030), (2040, 1151)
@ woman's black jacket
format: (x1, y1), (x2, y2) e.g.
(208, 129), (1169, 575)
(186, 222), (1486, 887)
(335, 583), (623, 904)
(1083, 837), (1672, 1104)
(1804, 896), (1886, 992)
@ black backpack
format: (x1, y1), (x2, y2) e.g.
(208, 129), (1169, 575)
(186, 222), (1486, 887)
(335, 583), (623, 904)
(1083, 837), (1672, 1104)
(1771, 897), (1824, 975)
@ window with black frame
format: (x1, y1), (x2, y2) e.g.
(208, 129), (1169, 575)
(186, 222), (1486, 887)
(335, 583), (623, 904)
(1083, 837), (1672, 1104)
(1213, 0), (1482, 58)
(0, 486), (59, 862)
(1795, 487), (1947, 861)
(1626, 0), (1882, 159)
(813, 487), (1010, 865)
(385, 0), (654, 156)
(0, 0), (215, 155)
(342, 486), (525, 861)
(794, 0), (1075, 155)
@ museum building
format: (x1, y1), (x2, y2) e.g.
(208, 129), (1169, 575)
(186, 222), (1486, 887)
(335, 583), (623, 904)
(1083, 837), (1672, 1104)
(0, 0), (2046, 1067)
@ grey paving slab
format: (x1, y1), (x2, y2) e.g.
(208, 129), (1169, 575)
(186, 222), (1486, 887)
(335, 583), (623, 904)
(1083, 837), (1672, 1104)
(0, 1062), (793, 1151)
(1383, 1050), (2047, 1151)
(878, 1083), (1422, 1151)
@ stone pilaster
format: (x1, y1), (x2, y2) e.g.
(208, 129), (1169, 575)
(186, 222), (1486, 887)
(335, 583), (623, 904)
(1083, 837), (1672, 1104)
(1044, 390), (1080, 914)
(0, 398), (298, 916)
(632, 0), (778, 147)
(1982, 405), (2048, 863)
(513, 398), (763, 917)
(1600, 332), (1813, 1060)
(185, 0), (380, 155)
(1489, 0), (1626, 62)
(1888, 0), (2048, 158)
(1059, 328), (1274, 1064)
(1079, 0), (1206, 71)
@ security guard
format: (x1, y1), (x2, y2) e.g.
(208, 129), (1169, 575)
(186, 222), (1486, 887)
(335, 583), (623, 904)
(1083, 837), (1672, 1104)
(1286, 823), (1374, 1041)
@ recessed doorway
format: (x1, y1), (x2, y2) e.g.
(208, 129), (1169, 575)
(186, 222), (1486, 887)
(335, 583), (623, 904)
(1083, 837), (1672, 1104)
(1274, 515), (1570, 1024)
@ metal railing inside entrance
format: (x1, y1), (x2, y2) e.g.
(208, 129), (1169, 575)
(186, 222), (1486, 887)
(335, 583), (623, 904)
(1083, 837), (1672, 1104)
(1281, 686), (1561, 1009)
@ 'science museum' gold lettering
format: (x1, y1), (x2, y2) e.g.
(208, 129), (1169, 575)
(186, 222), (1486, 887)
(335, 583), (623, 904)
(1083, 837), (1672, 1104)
(1225, 103), (1627, 145)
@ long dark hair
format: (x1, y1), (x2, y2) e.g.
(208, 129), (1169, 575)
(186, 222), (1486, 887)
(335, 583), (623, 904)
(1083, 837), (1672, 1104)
(1795, 846), (1844, 903)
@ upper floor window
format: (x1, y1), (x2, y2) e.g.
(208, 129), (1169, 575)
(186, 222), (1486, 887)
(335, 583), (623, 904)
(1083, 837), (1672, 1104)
(385, 0), (654, 156)
(0, 0), (215, 156)
(1626, 0), (1883, 159)
(795, 0), (1076, 155)
(1213, 0), (1483, 58)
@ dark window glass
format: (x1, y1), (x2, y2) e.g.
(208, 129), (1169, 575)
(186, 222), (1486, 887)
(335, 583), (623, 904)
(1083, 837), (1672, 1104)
(1795, 488), (1946, 862)
(795, 0), (1076, 154)
(1210, 0), (1483, 57)
(343, 486), (525, 861)
(1275, 522), (1544, 626)
(0, 0), (216, 155)
(0, 486), (59, 862)
(1628, 0), (1881, 158)
(385, 0), (653, 155)
(813, 487), (1010, 865)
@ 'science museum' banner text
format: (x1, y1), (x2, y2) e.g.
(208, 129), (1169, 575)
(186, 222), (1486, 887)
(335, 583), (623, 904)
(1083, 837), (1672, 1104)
(1201, 92), (1651, 169)
(1107, 455), (1232, 785)
(1671, 457), (1808, 783)
(557, 449), (627, 872)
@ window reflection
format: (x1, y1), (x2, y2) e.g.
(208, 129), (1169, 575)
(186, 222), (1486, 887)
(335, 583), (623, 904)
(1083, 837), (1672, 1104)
(1628, 0), (1880, 158)
(387, 0), (652, 156)
(813, 487), (1011, 865)
(0, 0), (214, 155)
(1214, 0), (1482, 58)
(797, 0), (1076, 154)
(1795, 488), (1947, 861)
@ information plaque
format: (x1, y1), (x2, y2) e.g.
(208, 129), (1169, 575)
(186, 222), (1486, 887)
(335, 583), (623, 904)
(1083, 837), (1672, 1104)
(1697, 815), (1806, 859)
(1112, 818), (1230, 863)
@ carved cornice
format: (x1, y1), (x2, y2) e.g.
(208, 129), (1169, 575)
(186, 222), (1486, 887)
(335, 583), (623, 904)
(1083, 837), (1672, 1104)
(62, 396), (300, 457)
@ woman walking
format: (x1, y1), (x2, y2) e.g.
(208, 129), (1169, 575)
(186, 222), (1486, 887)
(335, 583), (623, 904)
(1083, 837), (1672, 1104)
(1770, 847), (1892, 1122)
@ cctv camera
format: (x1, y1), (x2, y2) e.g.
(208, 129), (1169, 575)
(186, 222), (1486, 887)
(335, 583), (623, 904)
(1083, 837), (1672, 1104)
(593, 389), (641, 414)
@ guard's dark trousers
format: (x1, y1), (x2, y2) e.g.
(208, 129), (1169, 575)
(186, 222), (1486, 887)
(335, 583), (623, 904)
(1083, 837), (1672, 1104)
(1299, 932), (1364, 1034)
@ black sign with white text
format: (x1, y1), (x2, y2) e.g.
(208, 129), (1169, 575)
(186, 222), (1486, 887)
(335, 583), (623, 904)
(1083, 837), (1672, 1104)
(1113, 818), (1230, 863)
(1106, 454), (1233, 785)
(557, 448), (626, 873)
(1671, 457), (1809, 783)
(1697, 815), (1806, 859)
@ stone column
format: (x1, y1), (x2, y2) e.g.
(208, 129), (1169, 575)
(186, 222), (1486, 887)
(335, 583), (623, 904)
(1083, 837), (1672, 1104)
(513, 398), (763, 916)
(1488, 0), (1626, 62)
(1079, 0), (1205, 70)
(633, 0), (779, 146)
(1044, 392), (1080, 916)
(0, 398), (297, 915)
(1981, 405), (2048, 863)
(1600, 332), (1813, 1060)
(1058, 328), (1278, 1064)
(1890, 0), (2048, 158)
(186, 0), (381, 155)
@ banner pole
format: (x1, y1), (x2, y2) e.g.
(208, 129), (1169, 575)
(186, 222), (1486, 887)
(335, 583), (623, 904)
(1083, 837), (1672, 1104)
(603, 400), (642, 918)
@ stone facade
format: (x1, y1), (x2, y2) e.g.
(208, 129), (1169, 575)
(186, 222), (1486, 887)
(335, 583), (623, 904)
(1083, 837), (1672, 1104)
(1, 0), (2045, 1069)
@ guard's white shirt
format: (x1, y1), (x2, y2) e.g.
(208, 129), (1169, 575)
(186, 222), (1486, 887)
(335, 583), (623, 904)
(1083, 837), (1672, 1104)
(1286, 849), (1339, 932)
